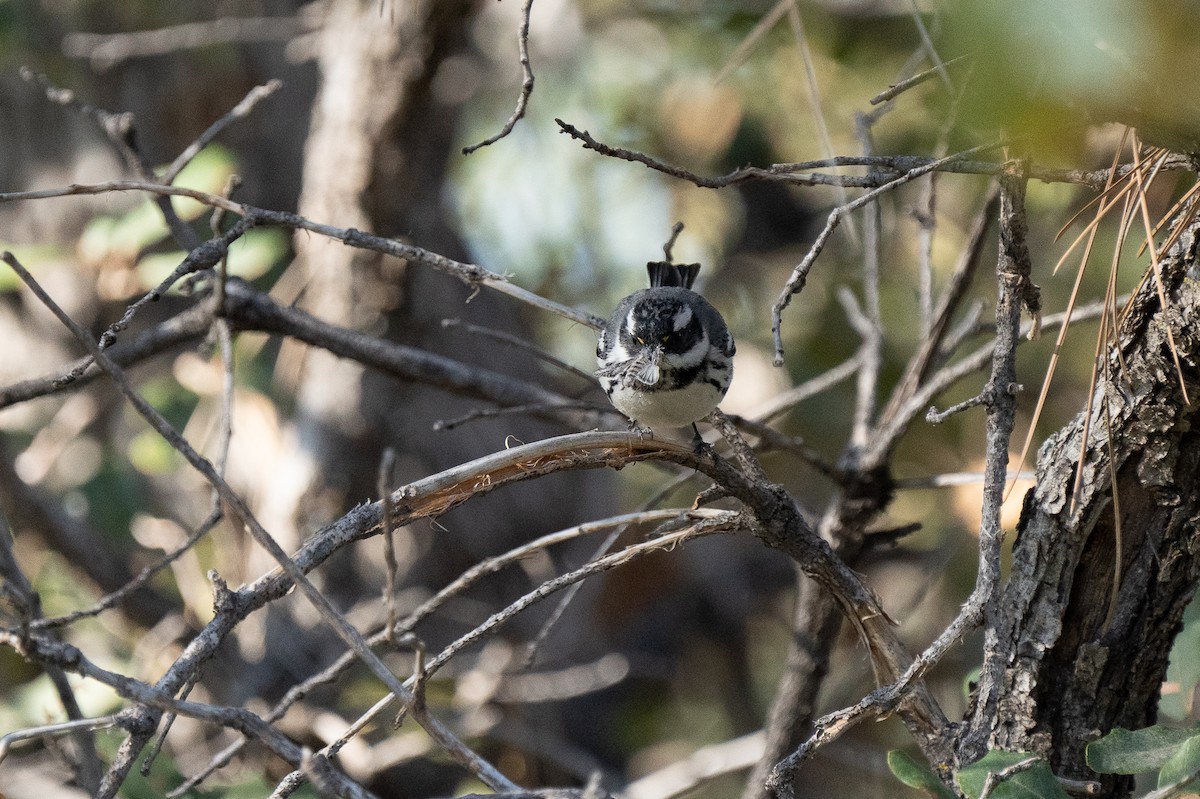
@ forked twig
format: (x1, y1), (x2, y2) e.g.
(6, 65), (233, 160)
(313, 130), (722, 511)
(770, 141), (1004, 365)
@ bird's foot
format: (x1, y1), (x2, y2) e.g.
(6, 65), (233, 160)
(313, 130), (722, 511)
(626, 419), (653, 440)
(690, 423), (714, 456)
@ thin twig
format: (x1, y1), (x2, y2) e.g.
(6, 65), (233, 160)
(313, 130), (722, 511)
(978, 756), (1041, 799)
(849, 122), (888, 448)
(441, 317), (599, 384)
(955, 168), (1039, 758)
(847, 112), (883, 451)
(748, 354), (862, 424)
(462, 0), (535, 154)
(874, 185), (999, 440)
(555, 121), (1184, 190)
(0, 179), (606, 329)
(19, 66), (200, 250)
(771, 140), (1004, 366)
(392, 633), (427, 727)
(868, 296), (1121, 450)
(53, 219), (252, 393)
(209, 172), (239, 483)
(163, 80), (282, 183)
(905, 0), (951, 89)
(724, 416), (840, 479)
(61, 16), (313, 70)
(379, 448), (400, 649)
(925, 392), (990, 424)
(520, 528), (627, 670)
(140, 678), (196, 775)
(714, 0), (790, 85)
(521, 476), (709, 669)
(662, 221), (685, 262)
(869, 54), (970, 105)
(0, 714), (123, 764)
(422, 515), (741, 678)
(789, 2), (856, 241)
(434, 400), (611, 431)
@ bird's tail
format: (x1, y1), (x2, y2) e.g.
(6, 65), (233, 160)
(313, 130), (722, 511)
(646, 261), (700, 289)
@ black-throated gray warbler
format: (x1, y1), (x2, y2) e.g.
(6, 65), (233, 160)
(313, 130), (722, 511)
(596, 261), (735, 437)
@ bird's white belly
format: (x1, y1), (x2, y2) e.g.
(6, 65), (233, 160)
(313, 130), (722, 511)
(608, 380), (723, 429)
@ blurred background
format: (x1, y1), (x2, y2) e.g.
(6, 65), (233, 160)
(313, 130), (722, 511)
(0, 1), (1198, 797)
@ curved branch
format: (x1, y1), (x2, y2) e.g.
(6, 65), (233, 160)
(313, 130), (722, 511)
(461, 0), (535, 155)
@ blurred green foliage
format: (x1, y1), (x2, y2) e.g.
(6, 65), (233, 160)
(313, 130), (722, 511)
(944, 0), (1200, 155)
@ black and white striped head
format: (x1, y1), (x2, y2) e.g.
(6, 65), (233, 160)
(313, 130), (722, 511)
(622, 294), (706, 371)
(596, 262), (735, 430)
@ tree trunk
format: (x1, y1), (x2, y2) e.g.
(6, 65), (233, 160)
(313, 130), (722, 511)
(256, 0), (478, 554)
(962, 217), (1200, 795)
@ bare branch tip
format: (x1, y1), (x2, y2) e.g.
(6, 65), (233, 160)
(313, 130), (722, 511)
(462, 0), (535, 155)
(662, 221), (685, 261)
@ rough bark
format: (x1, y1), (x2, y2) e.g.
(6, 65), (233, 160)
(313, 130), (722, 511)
(964, 217), (1200, 795)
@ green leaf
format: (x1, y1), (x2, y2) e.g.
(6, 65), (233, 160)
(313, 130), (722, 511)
(887, 750), (956, 798)
(1158, 734), (1200, 791)
(955, 751), (1068, 799)
(1087, 726), (1200, 774)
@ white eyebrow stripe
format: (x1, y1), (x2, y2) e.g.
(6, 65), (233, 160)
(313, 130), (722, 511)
(626, 306), (639, 336)
(671, 304), (693, 331)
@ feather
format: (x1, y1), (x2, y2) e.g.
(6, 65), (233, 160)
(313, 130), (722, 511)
(632, 356), (661, 386)
(595, 348), (664, 388)
(646, 261), (701, 289)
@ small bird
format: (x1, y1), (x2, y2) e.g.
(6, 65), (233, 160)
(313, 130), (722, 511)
(596, 261), (735, 441)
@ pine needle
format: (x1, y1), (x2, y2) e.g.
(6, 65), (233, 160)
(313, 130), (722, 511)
(1007, 137), (1130, 505)
(1136, 179), (1200, 258)
(1130, 144), (1190, 405)
(713, 0), (790, 85)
